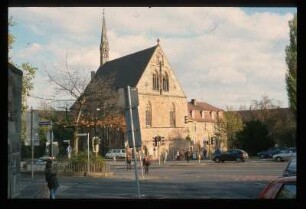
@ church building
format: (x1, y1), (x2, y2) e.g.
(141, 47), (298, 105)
(75, 12), (227, 159)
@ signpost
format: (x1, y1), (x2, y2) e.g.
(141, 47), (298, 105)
(77, 133), (90, 175)
(39, 120), (53, 159)
(118, 86), (142, 198)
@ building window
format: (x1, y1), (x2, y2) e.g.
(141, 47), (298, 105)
(163, 72), (169, 92)
(201, 111), (205, 119)
(145, 102), (152, 126)
(211, 111), (215, 120)
(191, 110), (195, 119)
(152, 70), (159, 91)
(170, 103), (176, 127)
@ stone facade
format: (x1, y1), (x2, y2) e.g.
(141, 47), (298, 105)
(8, 63), (23, 198)
(135, 44), (189, 158)
(186, 99), (227, 158)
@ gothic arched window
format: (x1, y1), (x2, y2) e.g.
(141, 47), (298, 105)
(170, 103), (176, 127)
(163, 72), (169, 92)
(145, 102), (152, 126)
(152, 70), (159, 91)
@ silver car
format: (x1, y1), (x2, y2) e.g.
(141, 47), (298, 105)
(272, 149), (296, 162)
(283, 158), (296, 177)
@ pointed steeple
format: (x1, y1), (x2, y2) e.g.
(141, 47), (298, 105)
(100, 9), (109, 66)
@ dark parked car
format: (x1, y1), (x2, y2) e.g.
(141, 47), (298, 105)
(257, 147), (288, 158)
(283, 157), (296, 177)
(213, 149), (249, 163)
(259, 175), (296, 199)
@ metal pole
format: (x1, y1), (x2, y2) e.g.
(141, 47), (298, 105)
(30, 107), (34, 179)
(127, 86), (141, 198)
(50, 121), (53, 159)
(158, 141), (160, 166)
(87, 133), (90, 175)
(138, 150), (144, 179)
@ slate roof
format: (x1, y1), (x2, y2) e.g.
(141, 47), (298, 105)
(95, 45), (158, 89)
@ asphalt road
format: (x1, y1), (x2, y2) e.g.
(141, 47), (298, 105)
(15, 158), (288, 199)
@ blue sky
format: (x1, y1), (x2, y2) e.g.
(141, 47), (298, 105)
(9, 7), (297, 110)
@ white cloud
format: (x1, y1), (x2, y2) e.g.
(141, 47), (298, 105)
(9, 7), (295, 110)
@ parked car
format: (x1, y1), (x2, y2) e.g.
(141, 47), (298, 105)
(105, 149), (126, 159)
(257, 147), (288, 158)
(283, 157), (296, 177)
(272, 149), (296, 162)
(259, 175), (296, 199)
(212, 149), (249, 163)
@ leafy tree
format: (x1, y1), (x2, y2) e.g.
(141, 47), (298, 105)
(8, 16), (15, 53)
(236, 120), (274, 156)
(9, 16), (37, 142)
(247, 96), (296, 147)
(285, 14), (297, 117)
(223, 107), (244, 149)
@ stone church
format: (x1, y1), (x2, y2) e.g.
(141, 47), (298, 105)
(77, 13), (227, 159)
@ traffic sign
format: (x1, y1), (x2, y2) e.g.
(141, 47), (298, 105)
(38, 121), (52, 126)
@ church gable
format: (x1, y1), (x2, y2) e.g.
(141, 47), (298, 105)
(136, 44), (186, 98)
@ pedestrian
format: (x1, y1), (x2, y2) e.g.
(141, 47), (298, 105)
(215, 147), (221, 155)
(44, 159), (59, 199)
(203, 148), (207, 159)
(176, 151), (180, 160)
(66, 145), (72, 159)
(142, 156), (151, 174)
(126, 155), (132, 170)
(185, 150), (190, 163)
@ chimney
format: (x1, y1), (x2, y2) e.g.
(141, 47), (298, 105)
(91, 71), (96, 80)
(191, 99), (196, 105)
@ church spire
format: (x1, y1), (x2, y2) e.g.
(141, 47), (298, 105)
(100, 9), (109, 66)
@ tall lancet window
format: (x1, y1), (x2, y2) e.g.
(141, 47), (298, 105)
(152, 70), (159, 91)
(170, 103), (176, 127)
(145, 102), (152, 126)
(163, 72), (169, 92)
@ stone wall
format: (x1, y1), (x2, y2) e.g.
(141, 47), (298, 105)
(8, 64), (23, 198)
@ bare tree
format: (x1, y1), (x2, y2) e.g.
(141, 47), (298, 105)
(46, 57), (124, 154)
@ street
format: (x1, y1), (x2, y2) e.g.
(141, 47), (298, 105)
(16, 158), (288, 199)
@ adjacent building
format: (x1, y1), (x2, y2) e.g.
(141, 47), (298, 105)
(8, 63), (23, 198)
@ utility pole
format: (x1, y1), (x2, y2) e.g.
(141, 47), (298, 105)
(30, 107), (34, 179)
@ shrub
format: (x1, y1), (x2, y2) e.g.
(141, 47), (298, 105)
(70, 151), (105, 165)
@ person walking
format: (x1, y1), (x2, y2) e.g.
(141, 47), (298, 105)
(44, 159), (59, 199)
(126, 155), (132, 170)
(203, 148), (207, 159)
(142, 156), (151, 174)
(185, 150), (190, 163)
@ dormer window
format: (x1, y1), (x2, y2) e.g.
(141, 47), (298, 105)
(210, 111), (215, 120)
(201, 111), (205, 119)
(191, 110), (195, 119)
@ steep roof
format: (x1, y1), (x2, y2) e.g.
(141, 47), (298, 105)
(95, 45), (158, 89)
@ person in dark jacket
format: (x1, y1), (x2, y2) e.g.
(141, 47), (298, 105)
(44, 159), (59, 199)
(142, 156), (151, 174)
(126, 155), (132, 170)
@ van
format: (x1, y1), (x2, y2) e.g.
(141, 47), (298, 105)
(105, 149), (126, 159)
